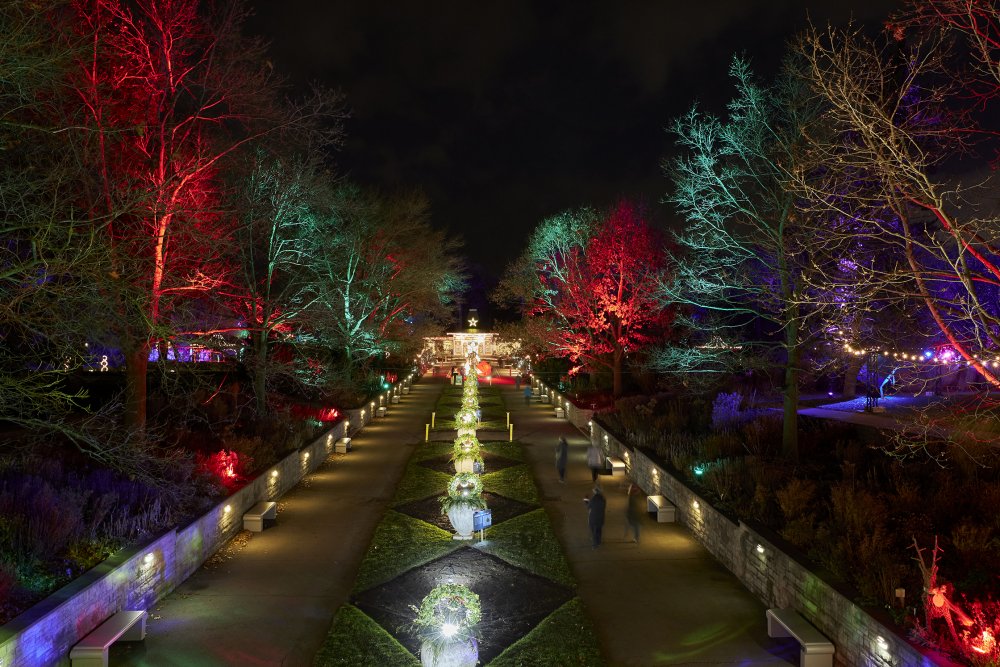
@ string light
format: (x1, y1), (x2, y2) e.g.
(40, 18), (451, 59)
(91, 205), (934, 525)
(842, 343), (997, 366)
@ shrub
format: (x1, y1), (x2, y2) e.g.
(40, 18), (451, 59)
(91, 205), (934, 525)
(711, 392), (743, 431)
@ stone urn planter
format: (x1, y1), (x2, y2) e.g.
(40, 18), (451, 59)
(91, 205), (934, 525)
(420, 639), (478, 667)
(441, 473), (486, 540)
(446, 504), (475, 539)
(412, 584), (481, 667)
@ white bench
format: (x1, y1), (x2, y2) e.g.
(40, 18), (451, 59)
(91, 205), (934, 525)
(554, 407), (565, 418)
(335, 437), (351, 454)
(377, 406), (387, 417)
(606, 456), (625, 473)
(243, 501), (276, 532)
(70, 610), (146, 667)
(647, 494), (676, 522)
(402, 386), (410, 394)
(391, 395), (399, 404)
(540, 394), (550, 403)
(766, 608), (834, 667)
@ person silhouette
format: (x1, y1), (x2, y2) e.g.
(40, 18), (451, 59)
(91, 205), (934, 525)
(584, 485), (606, 548)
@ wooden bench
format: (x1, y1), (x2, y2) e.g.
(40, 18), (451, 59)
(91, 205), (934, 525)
(606, 456), (626, 474)
(70, 610), (146, 667)
(554, 407), (565, 419)
(335, 437), (351, 454)
(647, 494), (676, 522)
(243, 501), (277, 532)
(766, 608), (834, 667)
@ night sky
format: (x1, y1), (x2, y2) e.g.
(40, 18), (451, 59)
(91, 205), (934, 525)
(245, 1), (901, 308)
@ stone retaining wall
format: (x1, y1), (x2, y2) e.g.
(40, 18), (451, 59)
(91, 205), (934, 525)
(536, 380), (953, 667)
(0, 374), (415, 667)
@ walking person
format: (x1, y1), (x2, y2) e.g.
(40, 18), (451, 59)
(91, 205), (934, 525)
(586, 442), (604, 482)
(523, 385), (532, 405)
(584, 485), (606, 548)
(624, 483), (641, 544)
(555, 436), (568, 483)
(515, 374), (521, 391)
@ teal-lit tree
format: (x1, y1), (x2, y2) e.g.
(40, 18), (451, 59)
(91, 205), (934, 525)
(309, 185), (466, 385)
(660, 56), (825, 460)
(223, 150), (333, 414)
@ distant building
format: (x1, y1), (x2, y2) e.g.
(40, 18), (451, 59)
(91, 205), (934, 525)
(422, 309), (501, 360)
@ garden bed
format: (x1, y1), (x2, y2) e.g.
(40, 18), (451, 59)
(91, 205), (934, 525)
(315, 438), (600, 665)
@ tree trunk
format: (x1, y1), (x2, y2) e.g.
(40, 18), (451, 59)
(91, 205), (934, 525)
(612, 348), (623, 397)
(842, 353), (864, 398)
(253, 330), (268, 416)
(783, 322), (800, 462)
(124, 344), (149, 431)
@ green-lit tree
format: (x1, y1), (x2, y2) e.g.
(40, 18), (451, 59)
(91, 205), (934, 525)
(309, 185), (466, 386)
(222, 150), (333, 414)
(659, 56), (826, 460)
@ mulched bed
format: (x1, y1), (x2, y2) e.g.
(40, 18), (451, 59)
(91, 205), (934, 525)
(353, 547), (574, 663)
(394, 492), (535, 532)
(417, 451), (521, 475)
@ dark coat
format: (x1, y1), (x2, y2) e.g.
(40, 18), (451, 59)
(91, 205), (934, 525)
(588, 490), (606, 528)
(556, 439), (568, 470)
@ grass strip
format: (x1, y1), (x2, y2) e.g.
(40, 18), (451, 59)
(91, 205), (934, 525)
(353, 510), (458, 593)
(482, 464), (539, 505)
(392, 463), (451, 506)
(487, 598), (602, 666)
(313, 604), (419, 667)
(480, 440), (524, 462)
(476, 508), (574, 587)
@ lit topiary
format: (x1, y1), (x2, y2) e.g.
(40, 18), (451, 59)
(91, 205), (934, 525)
(455, 409), (478, 427)
(442, 472), (484, 509)
(412, 583), (481, 666)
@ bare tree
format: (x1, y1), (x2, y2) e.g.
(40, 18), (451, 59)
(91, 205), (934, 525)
(660, 56), (830, 460)
(62, 0), (336, 430)
(309, 185), (466, 386)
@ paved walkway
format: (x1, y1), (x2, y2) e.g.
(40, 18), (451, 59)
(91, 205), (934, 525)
(115, 377), (448, 667)
(110, 375), (793, 666)
(506, 385), (796, 666)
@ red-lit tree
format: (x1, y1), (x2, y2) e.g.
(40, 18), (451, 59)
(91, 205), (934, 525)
(62, 0), (328, 429)
(500, 201), (672, 397)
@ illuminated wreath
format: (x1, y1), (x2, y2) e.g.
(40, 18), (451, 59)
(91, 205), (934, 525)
(455, 409), (478, 425)
(447, 472), (483, 498)
(411, 583), (481, 643)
